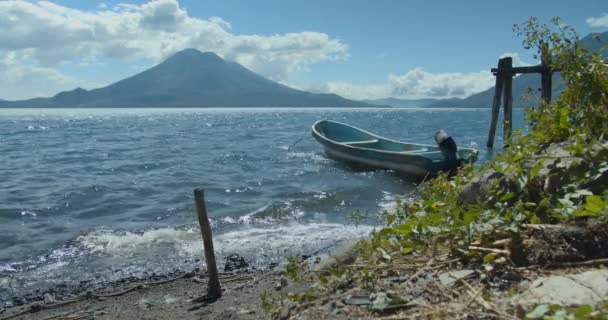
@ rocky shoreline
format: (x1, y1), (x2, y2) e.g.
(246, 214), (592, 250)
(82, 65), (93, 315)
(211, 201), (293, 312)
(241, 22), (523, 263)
(0, 242), (356, 320)
(1, 261), (290, 320)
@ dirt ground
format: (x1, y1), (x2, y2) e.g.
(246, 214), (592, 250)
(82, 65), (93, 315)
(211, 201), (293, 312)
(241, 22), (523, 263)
(1, 270), (289, 320)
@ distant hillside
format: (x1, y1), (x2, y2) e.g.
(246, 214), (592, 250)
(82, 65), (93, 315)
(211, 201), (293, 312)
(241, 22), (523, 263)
(364, 97), (461, 108)
(428, 31), (608, 108)
(0, 49), (371, 108)
(427, 73), (564, 108)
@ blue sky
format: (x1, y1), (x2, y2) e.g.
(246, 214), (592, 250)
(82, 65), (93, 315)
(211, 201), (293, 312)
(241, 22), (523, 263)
(1, 0), (607, 100)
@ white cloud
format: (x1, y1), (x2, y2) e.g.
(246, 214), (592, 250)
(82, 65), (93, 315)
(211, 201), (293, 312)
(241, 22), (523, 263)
(0, 0), (348, 99)
(499, 52), (533, 67)
(208, 16), (231, 30)
(310, 68), (495, 100)
(587, 13), (608, 28)
(308, 82), (390, 100)
(0, 53), (80, 100)
(309, 52), (531, 100)
(388, 68), (494, 98)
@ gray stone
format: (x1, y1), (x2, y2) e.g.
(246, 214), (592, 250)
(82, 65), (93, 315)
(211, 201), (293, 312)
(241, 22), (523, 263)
(459, 170), (510, 205)
(511, 270), (608, 307)
(345, 295), (371, 306)
(137, 299), (152, 309)
(311, 239), (361, 271)
(278, 305), (291, 320)
(224, 254), (249, 272)
(370, 292), (388, 305)
(532, 142), (585, 192)
(275, 277), (289, 291)
(437, 269), (476, 286)
(192, 277), (206, 284)
(237, 309), (255, 315)
(43, 293), (55, 304)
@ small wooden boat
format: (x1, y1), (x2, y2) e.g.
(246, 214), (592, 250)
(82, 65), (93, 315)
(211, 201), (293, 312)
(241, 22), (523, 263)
(311, 120), (478, 178)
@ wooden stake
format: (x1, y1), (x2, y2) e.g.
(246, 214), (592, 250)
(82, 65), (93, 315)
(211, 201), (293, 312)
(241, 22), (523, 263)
(193, 188), (222, 300)
(487, 58), (505, 148)
(540, 44), (552, 104)
(502, 57), (513, 146)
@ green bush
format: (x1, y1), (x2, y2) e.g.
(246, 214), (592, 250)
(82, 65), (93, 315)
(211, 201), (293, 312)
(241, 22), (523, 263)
(366, 17), (608, 261)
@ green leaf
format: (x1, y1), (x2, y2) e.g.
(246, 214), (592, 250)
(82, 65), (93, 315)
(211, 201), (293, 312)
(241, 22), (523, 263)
(574, 209), (599, 218)
(499, 192), (516, 202)
(548, 304), (562, 312)
(530, 215), (541, 224)
(463, 211), (476, 224)
(400, 247), (414, 255)
(584, 195), (605, 214)
(530, 161), (543, 180)
(575, 304), (593, 318)
(393, 222), (414, 235)
(483, 253), (496, 264)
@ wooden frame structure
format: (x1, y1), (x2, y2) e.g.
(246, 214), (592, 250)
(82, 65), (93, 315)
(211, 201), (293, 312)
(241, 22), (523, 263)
(486, 51), (554, 148)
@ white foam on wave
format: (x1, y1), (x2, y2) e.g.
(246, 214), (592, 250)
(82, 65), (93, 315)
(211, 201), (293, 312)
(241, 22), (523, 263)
(313, 191), (328, 200)
(20, 211), (37, 217)
(378, 190), (415, 212)
(215, 223), (373, 258)
(221, 202), (272, 224)
(378, 191), (398, 210)
(79, 228), (198, 256)
(220, 201), (306, 225)
(0, 264), (17, 273)
(76, 223), (375, 261)
(287, 151), (330, 164)
(26, 125), (49, 131)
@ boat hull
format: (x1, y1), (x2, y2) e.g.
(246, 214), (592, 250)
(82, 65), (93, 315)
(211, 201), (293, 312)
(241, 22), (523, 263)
(311, 120), (478, 178)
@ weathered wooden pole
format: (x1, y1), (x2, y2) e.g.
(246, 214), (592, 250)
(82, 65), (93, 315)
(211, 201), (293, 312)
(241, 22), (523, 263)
(540, 43), (552, 104)
(193, 188), (222, 300)
(487, 58), (506, 148)
(502, 57), (514, 146)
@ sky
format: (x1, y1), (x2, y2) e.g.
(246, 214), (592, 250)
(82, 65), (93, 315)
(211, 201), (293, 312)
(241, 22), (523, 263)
(1, 0), (607, 101)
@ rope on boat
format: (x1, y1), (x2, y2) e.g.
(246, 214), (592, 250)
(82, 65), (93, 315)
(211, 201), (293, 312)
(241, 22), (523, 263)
(287, 127), (310, 151)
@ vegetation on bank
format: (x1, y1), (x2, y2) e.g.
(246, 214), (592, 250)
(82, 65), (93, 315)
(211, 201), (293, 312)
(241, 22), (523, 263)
(369, 17), (608, 259)
(267, 18), (608, 319)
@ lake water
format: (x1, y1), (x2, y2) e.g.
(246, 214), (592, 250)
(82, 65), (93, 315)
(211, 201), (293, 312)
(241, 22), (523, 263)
(0, 107), (524, 302)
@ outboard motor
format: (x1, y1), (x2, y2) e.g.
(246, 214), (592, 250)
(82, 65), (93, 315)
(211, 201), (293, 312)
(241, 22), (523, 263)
(434, 129), (459, 174)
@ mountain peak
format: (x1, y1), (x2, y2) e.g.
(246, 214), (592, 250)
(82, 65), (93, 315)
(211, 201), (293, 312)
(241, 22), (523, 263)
(1, 48), (369, 108)
(165, 49), (223, 64)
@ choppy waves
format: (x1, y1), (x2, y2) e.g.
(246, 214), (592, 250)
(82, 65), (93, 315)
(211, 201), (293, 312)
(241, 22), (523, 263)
(0, 108), (525, 303)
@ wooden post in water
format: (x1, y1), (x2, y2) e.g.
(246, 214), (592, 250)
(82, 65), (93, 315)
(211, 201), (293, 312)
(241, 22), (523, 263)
(487, 49), (559, 148)
(487, 58), (505, 148)
(502, 57), (513, 146)
(193, 188), (222, 300)
(540, 44), (552, 104)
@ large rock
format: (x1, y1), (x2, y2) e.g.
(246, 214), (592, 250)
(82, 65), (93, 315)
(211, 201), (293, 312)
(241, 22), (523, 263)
(223, 254), (249, 272)
(531, 142), (584, 193)
(459, 140), (596, 205)
(459, 169), (512, 205)
(511, 270), (608, 307)
(310, 239), (360, 271)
